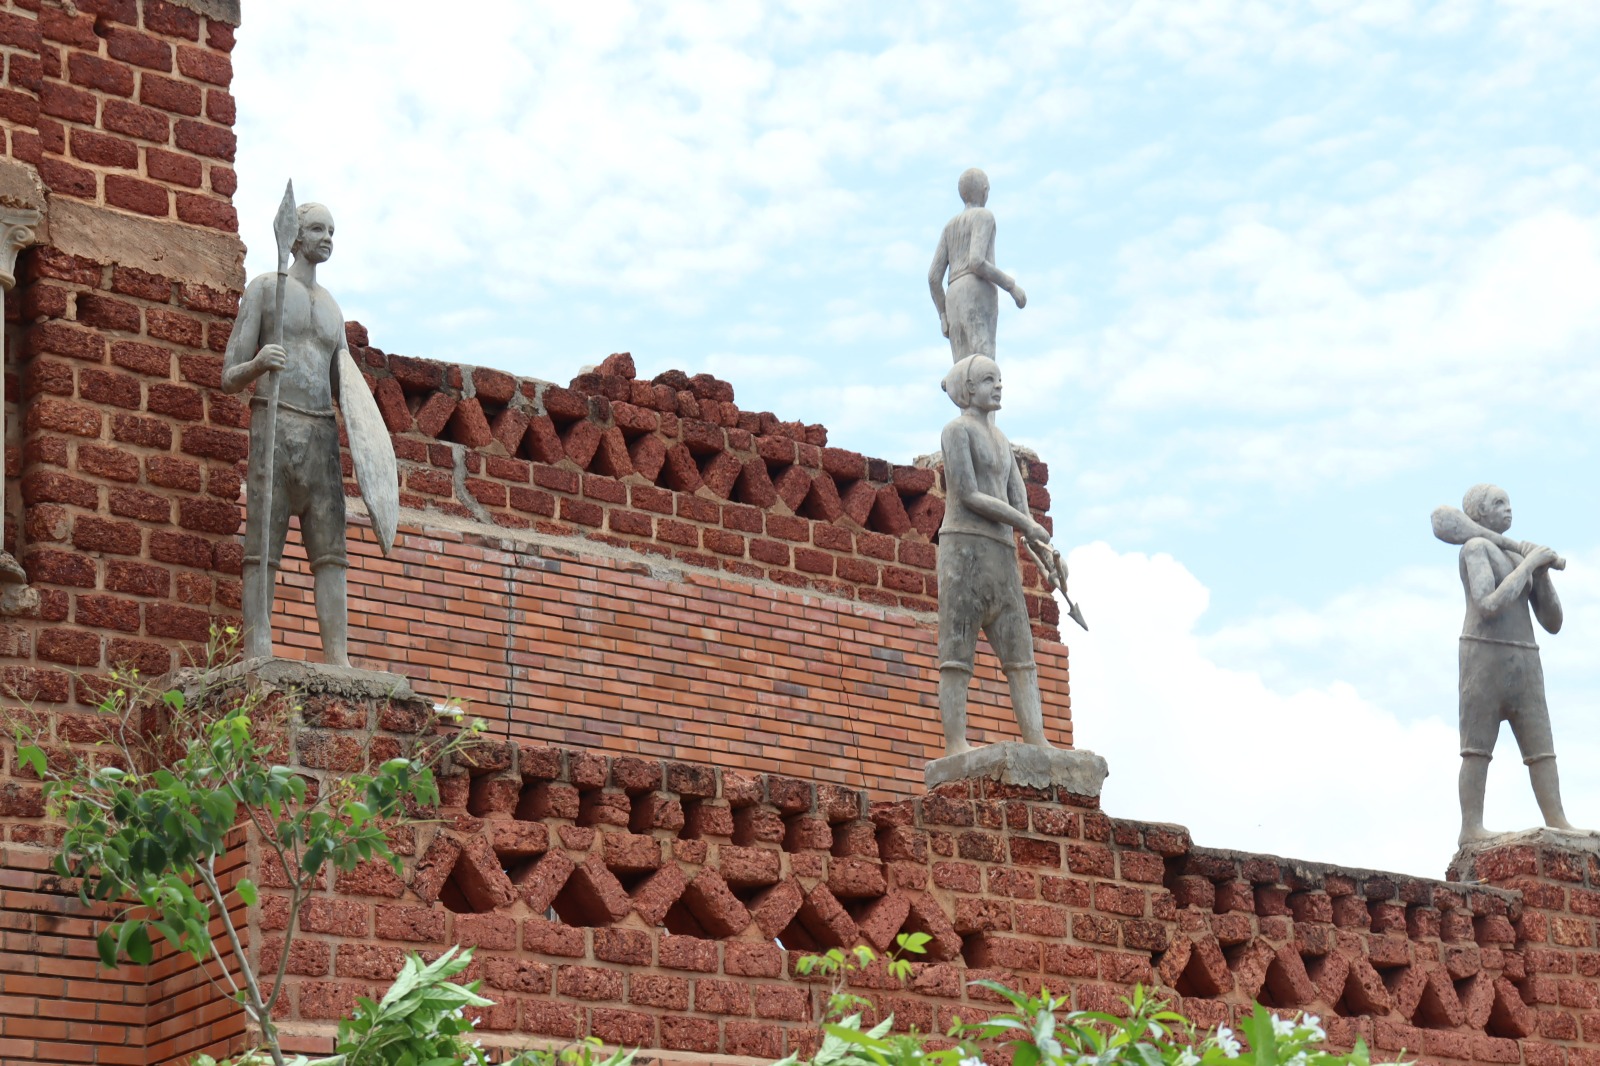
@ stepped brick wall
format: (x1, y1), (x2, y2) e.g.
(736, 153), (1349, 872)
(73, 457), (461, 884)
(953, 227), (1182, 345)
(9, 670), (1598, 1066)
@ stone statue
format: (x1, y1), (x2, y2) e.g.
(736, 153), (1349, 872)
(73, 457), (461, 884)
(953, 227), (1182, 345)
(1437, 484), (1583, 844)
(222, 198), (397, 667)
(935, 354), (1057, 755)
(928, 168), (1026, 362)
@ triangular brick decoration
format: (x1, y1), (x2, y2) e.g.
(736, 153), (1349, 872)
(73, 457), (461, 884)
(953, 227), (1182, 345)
(853, 892), (910, 952)
(1487, 977), (1534, 1039)
(551, 854), (633, 927)
(735, 458), (777, 508)
(631, 862), (689, 927)
(410, 833), (463, 904)
(799, 472), (843, 522)
(1173, 935), (1232, 997)
(748, 879), (805, 939)
(438, 834), (516, 914)
(867, 485), (910, 536)
(1306, 950), (1344, 1005)
(699, 451), (743, 499)
(1332, 954), (1391, 1017)
(1156, 935), (1192, 989)
(1459, 972), (1496, 1030)
(679, 868), (752, 938)
(1231, 938), (1277, 1001)
(512, 847), (576, 914)
(772, 465), (810, 511)
(659, 443), (704, 493)
(901, 893), (962, 962)
(588, 426), (634, 478)
(1259, 943), (1316, 1008)
(785, 883), (859, 951)
(1412, 968), (1466, 1029)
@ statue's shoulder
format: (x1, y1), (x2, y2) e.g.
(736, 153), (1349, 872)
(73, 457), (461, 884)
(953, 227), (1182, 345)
(242, 272), (276, 298)
(1461, 537), (1497, 560)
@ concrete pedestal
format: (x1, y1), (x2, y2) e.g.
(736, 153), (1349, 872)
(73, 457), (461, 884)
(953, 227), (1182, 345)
(924, 742), (1109, 795)
(1449, 825), (1600, 883)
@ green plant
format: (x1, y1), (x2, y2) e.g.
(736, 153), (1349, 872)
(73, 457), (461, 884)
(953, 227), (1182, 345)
(794, 931), (933, 1021)
(792, 980), (1380, 1066)
(11, 628), (484, 1066)
(195, 947), (640, 1066)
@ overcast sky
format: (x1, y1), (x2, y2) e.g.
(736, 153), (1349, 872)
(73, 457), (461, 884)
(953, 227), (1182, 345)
(233, 1), (1600, 878)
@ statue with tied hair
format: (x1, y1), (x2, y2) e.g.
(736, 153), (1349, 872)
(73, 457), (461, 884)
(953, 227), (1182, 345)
(223, 201), (396, 667)
(928, 168), (1026, 362)
(935, 354), (1059, 755)
(1446, 483), (1585, 843)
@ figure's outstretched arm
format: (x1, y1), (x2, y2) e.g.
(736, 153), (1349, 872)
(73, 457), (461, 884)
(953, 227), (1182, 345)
(942, 422), (1048, 541)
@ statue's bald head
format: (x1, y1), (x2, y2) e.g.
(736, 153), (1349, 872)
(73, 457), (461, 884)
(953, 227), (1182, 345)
(958, 168), (989, 207)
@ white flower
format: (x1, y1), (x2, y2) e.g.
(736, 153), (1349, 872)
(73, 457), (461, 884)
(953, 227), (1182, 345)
(1270, 1015), (1296, 1038)
(1215, 1027), (1241, 1059)
(1301, 1014), (1325, 1042)
(1176, 1050), (1201, 1066)
(1286, 1053), (1309, 1066)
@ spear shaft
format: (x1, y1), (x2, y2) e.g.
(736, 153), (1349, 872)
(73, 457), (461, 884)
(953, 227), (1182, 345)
(251, 181), (297, 656)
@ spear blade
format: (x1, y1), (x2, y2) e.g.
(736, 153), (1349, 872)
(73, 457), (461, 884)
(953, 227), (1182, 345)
(273, 179), (297, 273)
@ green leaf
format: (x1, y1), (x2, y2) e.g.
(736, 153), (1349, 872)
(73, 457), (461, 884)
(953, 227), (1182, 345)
(124, 923), (153, 966)
(96, 929), (117, 968)
(236, 878), (258, 906)
(16, 744), (45, 779)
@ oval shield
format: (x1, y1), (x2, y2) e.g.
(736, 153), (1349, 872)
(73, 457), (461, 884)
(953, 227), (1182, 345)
(338, 347), (399, 555)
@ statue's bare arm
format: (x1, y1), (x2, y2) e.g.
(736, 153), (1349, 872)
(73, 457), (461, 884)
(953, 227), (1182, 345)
(220, 278), (281, 394)
(928, 234), (949, 330)
(1530, 568), (1563, 634)
(965, 210), (1026, 308)
(1463, 540), (1557, 618)
(941, 421), (1049, 541)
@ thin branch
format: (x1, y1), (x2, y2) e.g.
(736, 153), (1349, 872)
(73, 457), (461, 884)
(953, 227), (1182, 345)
(197, 857), (283, 1066)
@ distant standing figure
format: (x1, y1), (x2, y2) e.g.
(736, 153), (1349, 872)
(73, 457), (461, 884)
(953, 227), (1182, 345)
(1453, 483), (1581, 844)
(936, 354), (1058, 756)
(929, 168), (1026, 361)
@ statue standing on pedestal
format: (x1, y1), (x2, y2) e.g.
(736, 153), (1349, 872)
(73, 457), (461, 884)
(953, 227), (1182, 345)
(936, 355), (1060, 756)
(222, 190), (396, 666)
(1434, 485), (1585, 844)
(928, 168), (1026, 362)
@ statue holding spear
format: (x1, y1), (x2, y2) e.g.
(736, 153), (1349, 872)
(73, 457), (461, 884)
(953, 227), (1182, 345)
(222, 184), (397, 666)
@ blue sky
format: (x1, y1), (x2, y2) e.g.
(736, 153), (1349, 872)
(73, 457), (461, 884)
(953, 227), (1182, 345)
(234, 1), (1600, 876)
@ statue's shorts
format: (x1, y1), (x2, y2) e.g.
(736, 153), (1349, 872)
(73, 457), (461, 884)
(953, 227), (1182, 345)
(1458, 636), (1555, 764)
(244, 405), (348, 572)
(936, 531), (1034, 673)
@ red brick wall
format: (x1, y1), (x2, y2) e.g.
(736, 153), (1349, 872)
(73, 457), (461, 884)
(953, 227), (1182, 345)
(338, 336), (1060, 641)
(6, 0), (238, 230)
(271, 526), (1072, 797)
(157, 679), (1600, 1066)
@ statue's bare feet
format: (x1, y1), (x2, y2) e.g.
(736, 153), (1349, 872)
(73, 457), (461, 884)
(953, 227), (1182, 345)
(944, 741), (975, 759)
(1458, 823), (1502, 845)
(1546, 821), (1597, 836)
